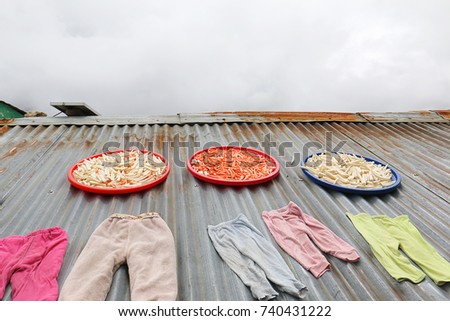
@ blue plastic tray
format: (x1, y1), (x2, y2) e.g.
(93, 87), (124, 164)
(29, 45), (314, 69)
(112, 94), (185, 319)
(301, 153), (401, 195)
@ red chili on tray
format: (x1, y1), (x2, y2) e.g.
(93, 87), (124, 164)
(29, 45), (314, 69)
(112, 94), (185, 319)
(187, 146), (280, 186)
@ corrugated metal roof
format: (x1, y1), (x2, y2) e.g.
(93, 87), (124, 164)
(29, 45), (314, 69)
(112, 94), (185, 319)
(1, 111), (449, 301)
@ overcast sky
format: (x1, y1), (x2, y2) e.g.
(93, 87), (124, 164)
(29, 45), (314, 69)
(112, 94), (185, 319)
(1, 0), (449, 116)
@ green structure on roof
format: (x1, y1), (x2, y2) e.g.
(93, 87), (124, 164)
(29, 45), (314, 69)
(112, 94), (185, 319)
(0, 101), (26, 119)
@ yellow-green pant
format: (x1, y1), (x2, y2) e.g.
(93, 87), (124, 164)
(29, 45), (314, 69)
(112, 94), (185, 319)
(347, 213), (450, 286)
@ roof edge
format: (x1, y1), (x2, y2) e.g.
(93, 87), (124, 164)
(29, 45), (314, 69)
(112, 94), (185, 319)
(1, 110), (448, 126)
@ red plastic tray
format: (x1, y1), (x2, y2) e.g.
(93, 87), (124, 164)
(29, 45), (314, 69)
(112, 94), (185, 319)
(67, 150), (170, 194)
(187, 146), (280, 186)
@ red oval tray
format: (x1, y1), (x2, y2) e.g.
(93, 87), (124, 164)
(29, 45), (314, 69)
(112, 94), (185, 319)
(68, 150), (170, 194)
(187, 146), (280, 186)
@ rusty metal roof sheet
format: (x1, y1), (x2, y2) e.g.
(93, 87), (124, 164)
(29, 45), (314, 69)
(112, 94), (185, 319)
(0, 111), (449, 301)
(2, 110), (449, 126)
(357, 111), (448, 123)
(434, 110), (450, 120)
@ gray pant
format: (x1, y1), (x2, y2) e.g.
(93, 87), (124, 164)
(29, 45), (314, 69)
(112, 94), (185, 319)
(207, 214), (308, 300)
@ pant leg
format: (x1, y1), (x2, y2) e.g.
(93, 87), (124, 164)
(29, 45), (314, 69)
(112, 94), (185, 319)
(208, 219), (279, 300)
(263, 206), (329, 278)
(234, 215), (308, 299)
(0, 235), (26, 300)
(263, 202), (359, 278)
(127, 215), (178, 300)
(208, 214), (307, 300)
(59, 218), (128, 300)
(10, 227), (68, 301)
(378, 215), (450, 286)
(347, 213), (426, 283)
(288, 202), (360, 261)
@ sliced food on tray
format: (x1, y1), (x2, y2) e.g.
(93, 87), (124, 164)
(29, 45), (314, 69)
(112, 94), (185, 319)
(301, 152), (395, 189)
(190, 147), (276, 181)
(73, 150), (167, 188)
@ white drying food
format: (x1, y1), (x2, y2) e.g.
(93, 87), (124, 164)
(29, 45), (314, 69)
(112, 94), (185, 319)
(73, 150), (166, 188)
(301, 152), (395, 189)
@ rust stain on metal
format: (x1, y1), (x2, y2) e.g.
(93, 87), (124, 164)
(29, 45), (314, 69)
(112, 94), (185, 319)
(410, 110), (434, 115)
(0, 147), (18, 160)
(0, 125), (9, 135)
(0, 119), (14, 125)
(17, 139), (28, 148)
(432, 110), (450, 120)
(208, 111), (365, 122)
(0, 139), (31, 160)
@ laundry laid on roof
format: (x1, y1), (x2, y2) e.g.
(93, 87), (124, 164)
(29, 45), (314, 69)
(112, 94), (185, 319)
(347, 213), (450, 286)
(262, 202), (360, 278)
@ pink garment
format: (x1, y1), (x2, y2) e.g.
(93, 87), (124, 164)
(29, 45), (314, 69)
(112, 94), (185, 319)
(0, 227), (68, 301)
(262, 202), (360, 278)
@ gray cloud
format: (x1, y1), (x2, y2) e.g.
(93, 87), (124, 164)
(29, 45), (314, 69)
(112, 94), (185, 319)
(1, 0), (449, 116)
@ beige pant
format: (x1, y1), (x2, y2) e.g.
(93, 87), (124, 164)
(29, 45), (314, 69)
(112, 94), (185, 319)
(59, 213), (177, 301)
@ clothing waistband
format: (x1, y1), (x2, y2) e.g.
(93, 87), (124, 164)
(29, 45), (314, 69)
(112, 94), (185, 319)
(110, 212), (160, 220)
(347, 212), (409, 221)
(207, 214), (247, 232)
(0, 226), (66, 241)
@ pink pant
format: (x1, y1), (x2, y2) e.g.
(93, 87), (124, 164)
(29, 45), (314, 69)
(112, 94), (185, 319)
(262, 202), (360, 278)
(0, 227), (68, 301)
